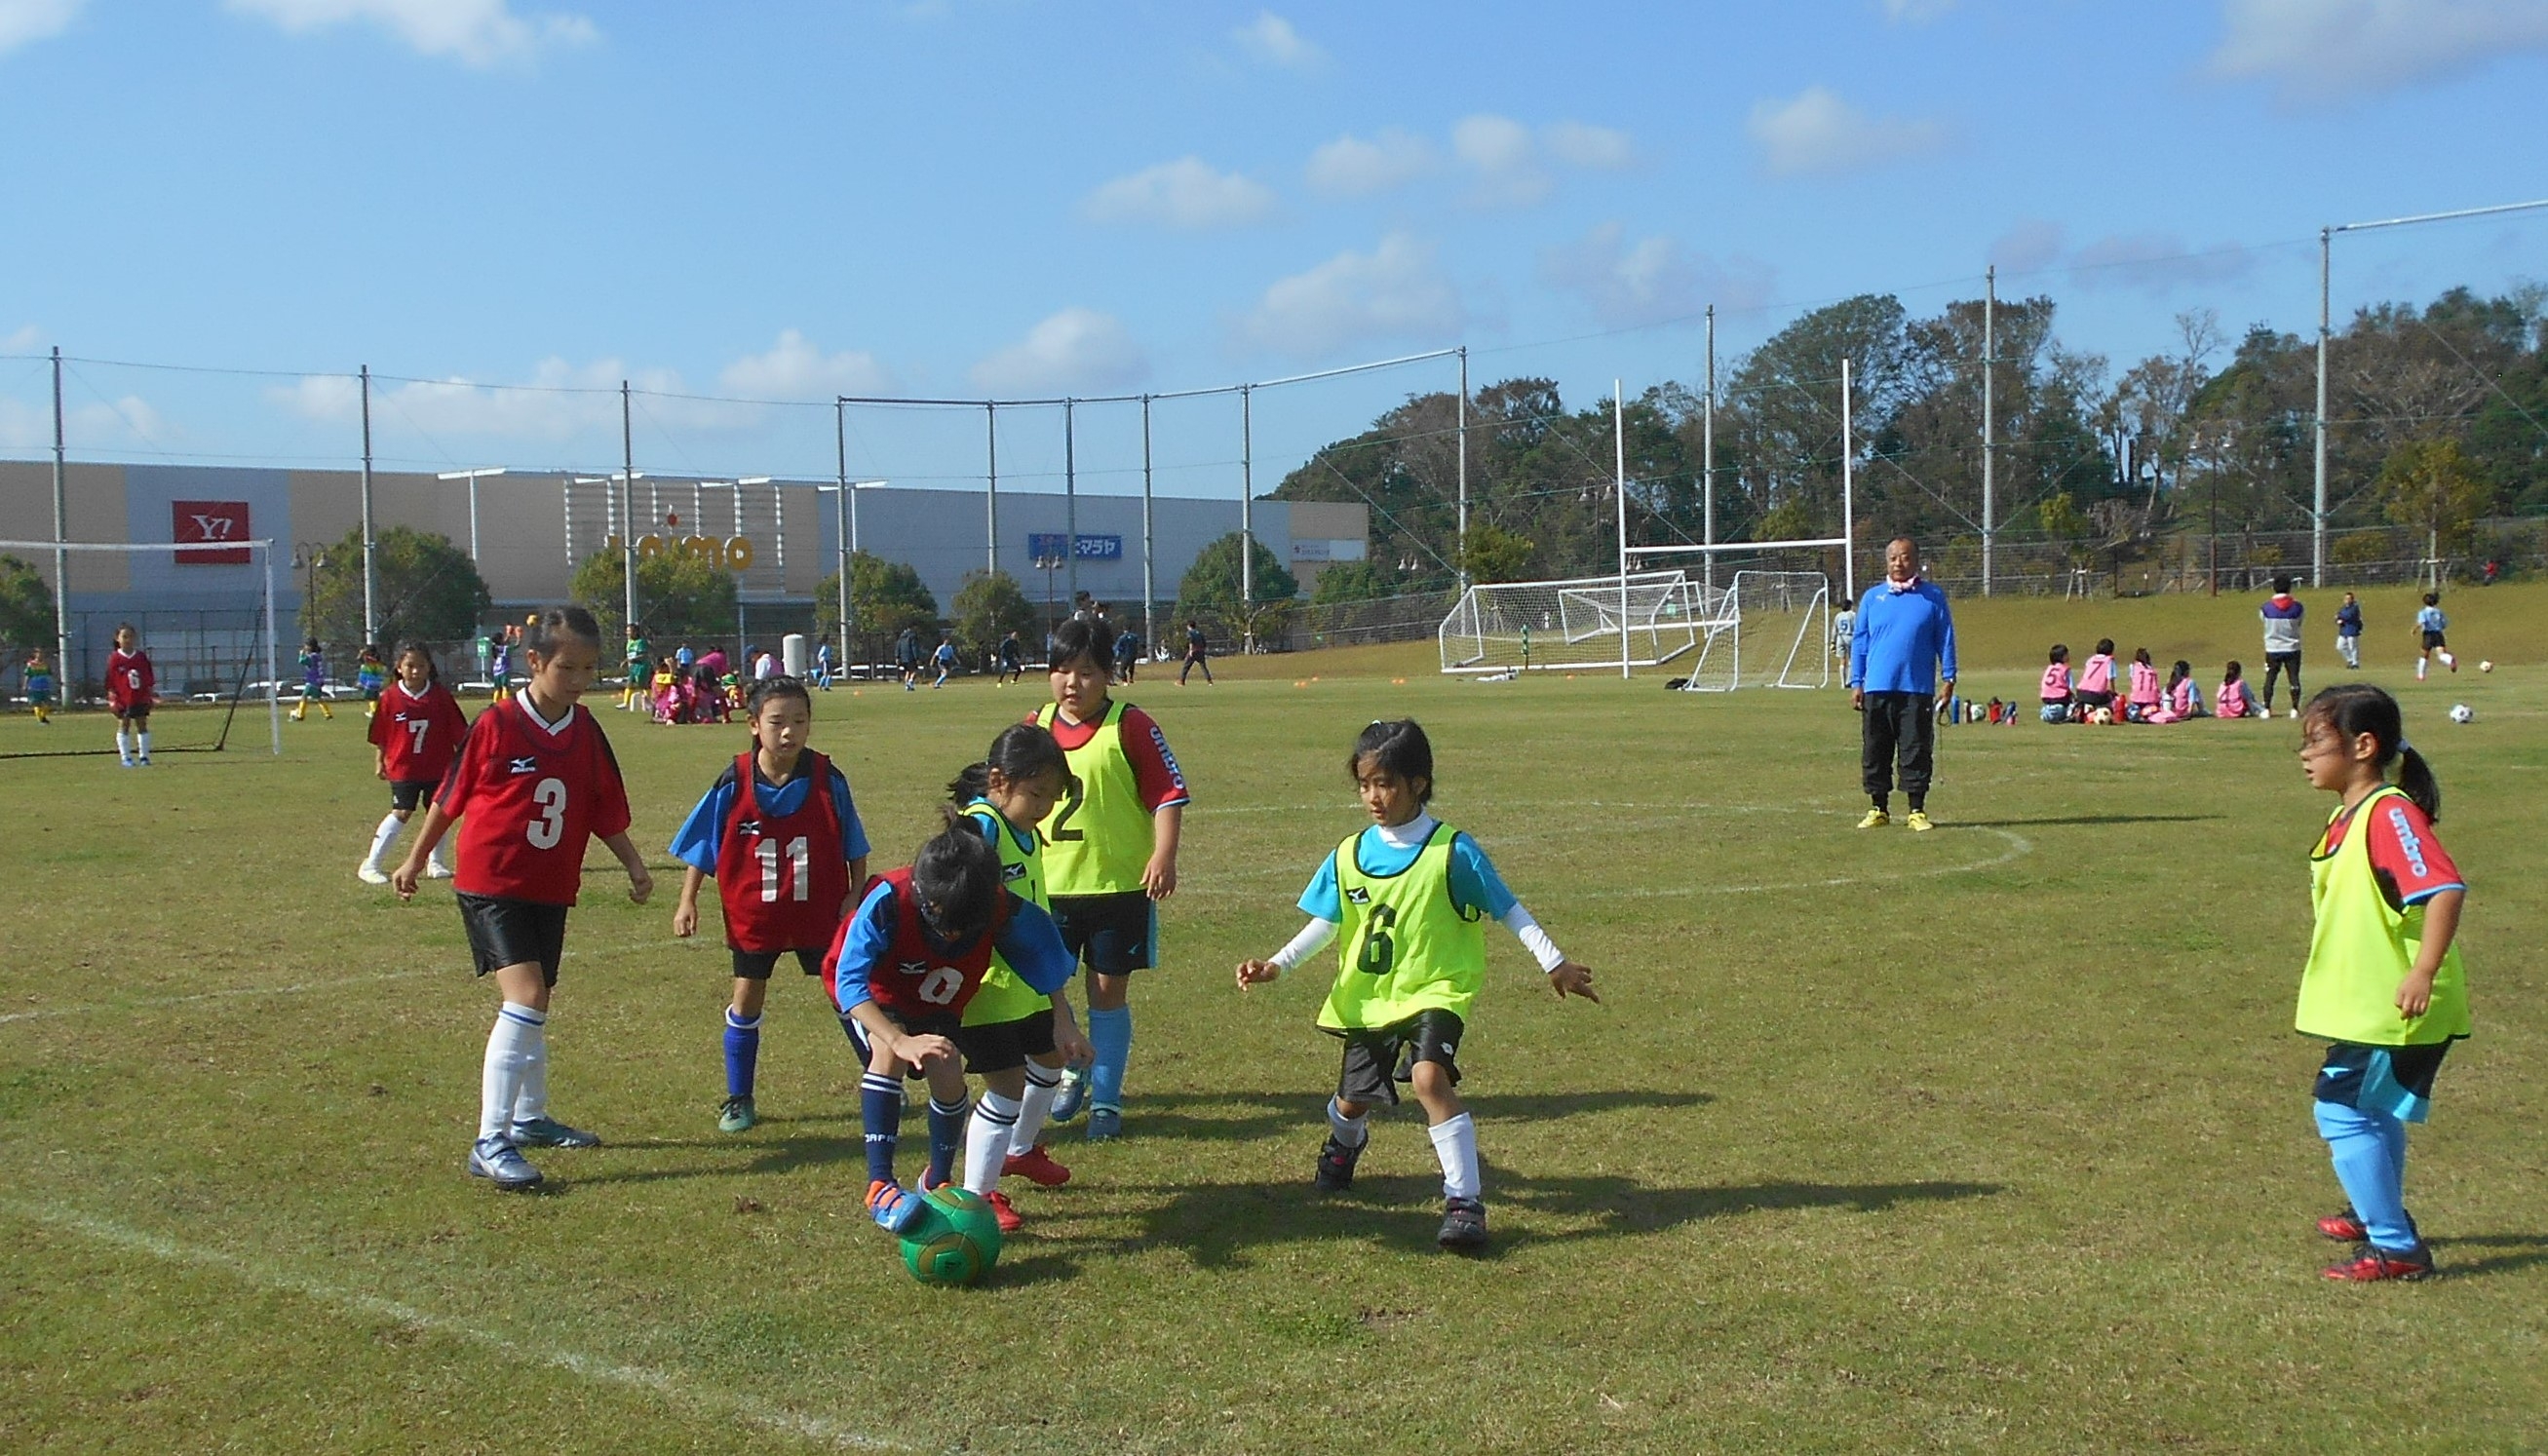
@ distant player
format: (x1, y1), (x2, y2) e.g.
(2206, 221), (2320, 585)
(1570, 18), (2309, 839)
(1831, 596), (1856, 665)
(1236, 719), (1598, 1251)
(1111, 625), (1142, 684)
(104, 623), (154, 767)
(2335, 592), (2363, 671)
(354, 644), (387, 716)
(487, 635), (513, 703)
(359, 641), (467, 885)
(291, 637), (334, 721)
(996, 630), (1025, 685)
(827, 810), (1078, 1233)
(2413, 593), (2455, 679)
(1177, 619), (1214, 685)
(948, 724), (1092, 1232)
(391, 606), (652, 1191)
(620, 622), (650, 711)
(931, 634), (959, 689)
(896, 626), (922, 691)
(21, 646), (56, 724)
(669, 676), (870, 1134)
(1031, 617), (1187, 1140)
(2259, 576), (2304, 717)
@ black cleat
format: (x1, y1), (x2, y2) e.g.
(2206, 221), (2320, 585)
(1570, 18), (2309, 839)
(1437, 1196), (1487, 1251)
(1312, 1133), (1363, 1192)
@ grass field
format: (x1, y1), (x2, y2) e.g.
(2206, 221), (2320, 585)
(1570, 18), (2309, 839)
(3, 602), (2544, 1452)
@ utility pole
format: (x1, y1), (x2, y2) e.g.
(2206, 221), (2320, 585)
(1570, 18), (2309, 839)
(1240, 383), (1255, 649)
(2314, 228), (2331, 589)
(360, 364), (377, 645)
(834, 402), (852, 666)
(1703, 306), (1717, 594)
(1840, 358), (1856, 605)
(1140, 395), (1156, 655)
(1982, 267), (1995, 598)
(1063, 399), (1078, 610)
(1614, 380), (1631, 681)
(1455, 347), (1469, 590)
(985, 402), (998, 580)
(620, 380), (637, 636)
(50, 347), (68, 685)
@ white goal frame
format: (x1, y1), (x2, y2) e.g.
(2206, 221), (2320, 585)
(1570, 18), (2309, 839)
(1437, 568), (1706, 675)
(0, 538), (282, 754)
(1674, 569), (1833, 692)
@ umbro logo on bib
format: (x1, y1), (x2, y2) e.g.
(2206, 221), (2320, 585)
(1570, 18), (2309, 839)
(507, 756), (540, 775)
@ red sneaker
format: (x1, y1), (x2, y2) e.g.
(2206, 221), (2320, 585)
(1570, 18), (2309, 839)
(984, 1188), (1024, 1234)
(1002, 1144), (1072, 1187)
(2321, 1245), (2434, 1283)
(2316, 1210), (2368, 1243)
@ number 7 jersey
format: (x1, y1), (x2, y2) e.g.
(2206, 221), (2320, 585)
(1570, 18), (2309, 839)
(437, 694), (632, 905)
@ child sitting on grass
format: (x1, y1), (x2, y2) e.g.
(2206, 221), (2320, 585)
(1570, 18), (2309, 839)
(2218, 661), (2259, 719)
(2038, 645), (2074, 724)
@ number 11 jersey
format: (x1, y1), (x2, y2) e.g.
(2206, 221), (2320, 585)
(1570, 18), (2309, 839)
(438, 693), (632, 905)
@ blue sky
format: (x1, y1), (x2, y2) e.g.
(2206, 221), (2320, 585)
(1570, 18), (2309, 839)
(4, 0), (2546, 496)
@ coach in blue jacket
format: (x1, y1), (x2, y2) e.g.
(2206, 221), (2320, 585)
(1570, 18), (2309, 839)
(1847, 537), (1957, 831)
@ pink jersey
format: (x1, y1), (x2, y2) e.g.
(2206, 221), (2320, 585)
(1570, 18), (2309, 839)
(2039, 663), (2072, 702)
(2127, 661), (2159, 705)
(2077, 654), (2114, 695)
(2167, 678), (2196, 716)
(2217, 679), (2254, 717)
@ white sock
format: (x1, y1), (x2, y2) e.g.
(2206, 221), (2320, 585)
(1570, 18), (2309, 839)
(366, 813), (404, 870)
(1327, 1095), (1370, 1149)
(1010, 1059), (1062, 1155)
(1428, 1112), (1480, 1201)
(2439, 650), (2455, 669)
(2416, 660), (2427, 679)
(513, 1015), (551, 1125)
(115, 728), (132, 761)
(964, 1091), (1023, 1194)
(135, 731), (150, 759)
(480, 1003), (544, 1142)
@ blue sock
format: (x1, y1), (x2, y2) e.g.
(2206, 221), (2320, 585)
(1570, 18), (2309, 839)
(926, 1097), (969, 1188)
(1087, 1006), (1133, 1113)
(2315, 1098), (2416, 1249)
(723, 1009), (762, 1099)
(861, 1074), (905, 1187)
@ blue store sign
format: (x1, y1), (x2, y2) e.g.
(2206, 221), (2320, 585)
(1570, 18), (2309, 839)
(1028, 533), (1124, 560)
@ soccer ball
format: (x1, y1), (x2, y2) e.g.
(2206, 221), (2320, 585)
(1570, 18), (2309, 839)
(2448, 703), (2473, 724)
(2479, 661), (2493, 672)
(899, 1186), (1004, 1286)
(2089, 707), (2112, 725)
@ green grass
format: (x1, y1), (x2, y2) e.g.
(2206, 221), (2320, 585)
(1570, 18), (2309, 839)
(3, 629), (2544, 1452)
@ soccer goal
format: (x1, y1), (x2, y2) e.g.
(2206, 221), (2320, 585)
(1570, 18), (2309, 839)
(1674, 569), (1833, 692)
(1437, 569), (1705, 674)
(0, 539), (282, 758)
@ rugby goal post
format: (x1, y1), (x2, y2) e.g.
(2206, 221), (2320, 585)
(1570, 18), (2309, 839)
(0, 538), (282, 757)
(1437, 569), (1705, 675)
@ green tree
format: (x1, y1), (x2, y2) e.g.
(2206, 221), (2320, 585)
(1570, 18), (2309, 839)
(1308, 558), (1404, 605)
(2034, 491), (2092, 566)
(1175, 532), (1297, 648)
(1457, 522), (1534, 584)
(569, 545), (739, 642)
(0, 555), (57, 650)
(814, 553), (940, 661)
(2379, 438), (2489, 557)
(949, 569), (1035, 659)
(304, 526), (492, 649)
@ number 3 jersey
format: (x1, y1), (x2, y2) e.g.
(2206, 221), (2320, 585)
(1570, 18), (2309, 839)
(1302, 819), (1515, 1030)
(668, 749), (870, 953)
(824, 869), (1075, 1021)
(437, 693), (633, 905)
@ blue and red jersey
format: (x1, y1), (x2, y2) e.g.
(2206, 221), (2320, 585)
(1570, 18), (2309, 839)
(2317, 794), (2465, 912)
(670, 749), (865, 953)
(824, 868), (1073, 1019)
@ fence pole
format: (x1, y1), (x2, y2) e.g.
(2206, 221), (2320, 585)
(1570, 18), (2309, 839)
(1455, 347), (1469, 590)
(834, 402), (852, 667)
(1064, 399), (1078, 612)
(1615, 380), (1631, 681)
(1240, 384), (1255, 650)
(985, 402), (998, 581)
(1982, 265), (1995, 598)
(1703, 306), (1716, 594)
(50, 347), (68, 692)
(360, 365), (377, 646)
(619, 381), (637, 637)
(2313, 228), (2330, 588)
(1841, 358), (1856, 605)
(1141, 394), (1156, 655)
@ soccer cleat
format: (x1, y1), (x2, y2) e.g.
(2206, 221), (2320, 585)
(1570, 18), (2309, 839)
(867, 1178), (924, 1233)
(1312, 1133), (1363, 1192)
(1856, 809), (1890, 829)
(1437, 1196), (1488, 1251)
(2321, 1244), (2434, 1283)
(136, 757), (150, 767)
(469, 1137), (544, 1190)
(1085, 1108), (1122, 1141)
(357, 863), (390, 885)
(984, 1189), (1024, 1234)
(1002, 1144), (1072, 1187)
(423, 860), (454, 880)
(510, 1116), (600, 1149)
(1906, 810), (1935, 832)
(1049, 1074), (1089, 1124)
(2317, 1209), (2368, 1243)
(717, 1095), (757, 1133)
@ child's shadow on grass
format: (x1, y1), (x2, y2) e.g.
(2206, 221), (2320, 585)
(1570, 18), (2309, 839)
(1121, 1088), (1715, 1145)
(2434, 1232), (2548, 1280)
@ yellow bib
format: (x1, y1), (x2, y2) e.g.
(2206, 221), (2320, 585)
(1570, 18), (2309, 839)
(960, 800), (1053, 1026)
(2296, 786), (2469, 1046)
(1318, 823), (1487, 1031)
(1034, 701), (1155, 896)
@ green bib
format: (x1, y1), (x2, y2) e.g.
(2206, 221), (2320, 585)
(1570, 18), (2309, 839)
(1318, 823), (1487, 1031)
(960, 800), (1053, 1026)
(2296, 786), (2469, 1046)
(1034, 701), (1155, 896)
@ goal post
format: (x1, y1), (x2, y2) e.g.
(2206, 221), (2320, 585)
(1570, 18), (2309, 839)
(0, 538), (282, 757)
(1437, 569), (1706, 674)
(1672, 569), (1832, 692)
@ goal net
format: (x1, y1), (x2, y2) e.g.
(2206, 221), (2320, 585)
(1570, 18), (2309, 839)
(1438, 569), (1705, 674)
(1674, 570), (1832, 692)
(0, 539), (281, 759)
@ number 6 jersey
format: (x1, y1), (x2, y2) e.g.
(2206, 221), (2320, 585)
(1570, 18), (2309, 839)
(437, 693), (632, 905)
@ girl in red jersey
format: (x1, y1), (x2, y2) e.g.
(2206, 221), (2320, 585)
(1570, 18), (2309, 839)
(391, 606), (652, 1191)
(827, 811), (1077, 1233)
(670, 676), (871, 1134)
(105, 623), (154, 767)
(360, 641), (470, 885)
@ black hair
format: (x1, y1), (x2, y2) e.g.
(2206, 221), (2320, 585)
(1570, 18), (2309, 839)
(392, 638), (440, 684)
(2167, 660), (2190, 688)
(911, 805), (1004, 942)
(2223, 660), (2243, 682)
(2133, 646), (2151, 667)
(2048, 643), (2068, 663)
(2272, 574), (2294, 594)
(1048, 617), (1116, 675)
(2303, 683), (2441, 821)
(525, 605), (604, 657)
(1838, 596), (1854, 610)
(2094, 637), (2115, 657)
(303, 636), (322, 652)
(746, 675), (812, 720)
(946, 722), (1068, 803)
(2422, 592), (2440, 606)
(1348, 718), (1435, 804)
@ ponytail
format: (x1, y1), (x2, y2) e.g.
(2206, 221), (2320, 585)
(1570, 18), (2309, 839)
(947, 723), (1066, 805)
(2396, 745), (2442, 824)
(946, 762), (991, 803)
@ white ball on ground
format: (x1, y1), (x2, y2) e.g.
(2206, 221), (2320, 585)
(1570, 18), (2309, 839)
(2479, 660), (2492, 672)
(2449, 703), (2474, 723)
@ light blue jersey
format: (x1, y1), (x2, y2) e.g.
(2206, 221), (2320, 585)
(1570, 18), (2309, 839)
(2415, 605), (2447, 633)
(1298, 821), (1519, 923)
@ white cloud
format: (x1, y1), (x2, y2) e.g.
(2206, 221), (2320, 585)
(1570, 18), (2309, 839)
(1543, 120), (1635, 172)
(1881, 0), (1958, 21)
(2211, 0), (2548, 103)
(1081, 157), (1278, 231)
(1306, 129), (1438, 197)
(1233, 11), (1323, 69)
(3, 323), (41, 352)
(1988, 219), (2068, 274)
(716, 329), (892, 399)
(1452, 114), (1548, 207)
(0, 0), (83, 57)
(1747, 85), (1950, 176)
(1538, 223), (1775, 328)
(267, 357), (757, 439)
(2068, 233), (2254, 294)
(0, 393), (169, 451)
(1233, 232), (1465, 359)
(226, 0), (597, 68)
(969, 309), (1147, 395)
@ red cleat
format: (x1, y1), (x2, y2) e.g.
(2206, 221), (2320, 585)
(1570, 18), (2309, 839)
(984, 1189), (1024, 1233)
(1002, 1144), (1072, 1187)
(2321, 1245), (2434, 1283)
(2317, 1210), (2368, 1243)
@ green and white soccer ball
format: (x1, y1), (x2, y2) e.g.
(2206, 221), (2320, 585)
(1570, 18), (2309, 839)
(899, 1186), (1004, 1286)
(2448, 703), (2474, 724)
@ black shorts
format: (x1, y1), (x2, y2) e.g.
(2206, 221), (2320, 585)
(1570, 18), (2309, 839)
(456, 893), (570, 986)
(389, 779), (436, 813)
(1049, 891), (1156, 975)
(1332, 1008), (1466, 1108)
(730, 947), (826, 980)
(2265, 650), (2300, 669)
(2422, 631), (2448, 650)
(952, 1008), (1058, 1074)
(113, 705), (149, 723)
(845, 1004), (964, 1080)
(2075, 688), (2113, 709)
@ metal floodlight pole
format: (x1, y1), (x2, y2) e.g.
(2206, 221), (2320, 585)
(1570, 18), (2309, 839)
(1140, 394), (1156, 652)
(50, 347), (68, 688)
(835, 402), (852, 666)
(985, 402), (999, 581)
(1455, 347), (1469, 590)
(1240, 383), (1255, 648)
(620, 381), (637, 634)
(1982, 265), (1996, 598)
(1841, 358), (1857, 604)
(1614, 380), (1631, 681)
(1063, 399), (1079, 610)
(359, 364), (377, 646)
(1703, 307), (1717, 594)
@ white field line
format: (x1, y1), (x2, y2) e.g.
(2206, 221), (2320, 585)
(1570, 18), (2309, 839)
(0, 1199), (906, 1452)
(1572, 827), (2034, 898)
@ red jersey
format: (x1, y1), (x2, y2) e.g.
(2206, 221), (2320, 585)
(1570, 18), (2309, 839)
(714, 750), (852, 953)
(824, 868), (1011, 1019)
(106, 649), (155, 711)
(437, 694), (632, 905)
(367, 680), (470, 785)
(2319, 794), (2466, 911)
(1029, 702), (1189, 811)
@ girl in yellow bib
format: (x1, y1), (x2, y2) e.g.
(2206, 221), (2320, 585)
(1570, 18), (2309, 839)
(1237, 719), (1597, 1251)
(2293, 684), (2469, 1282)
